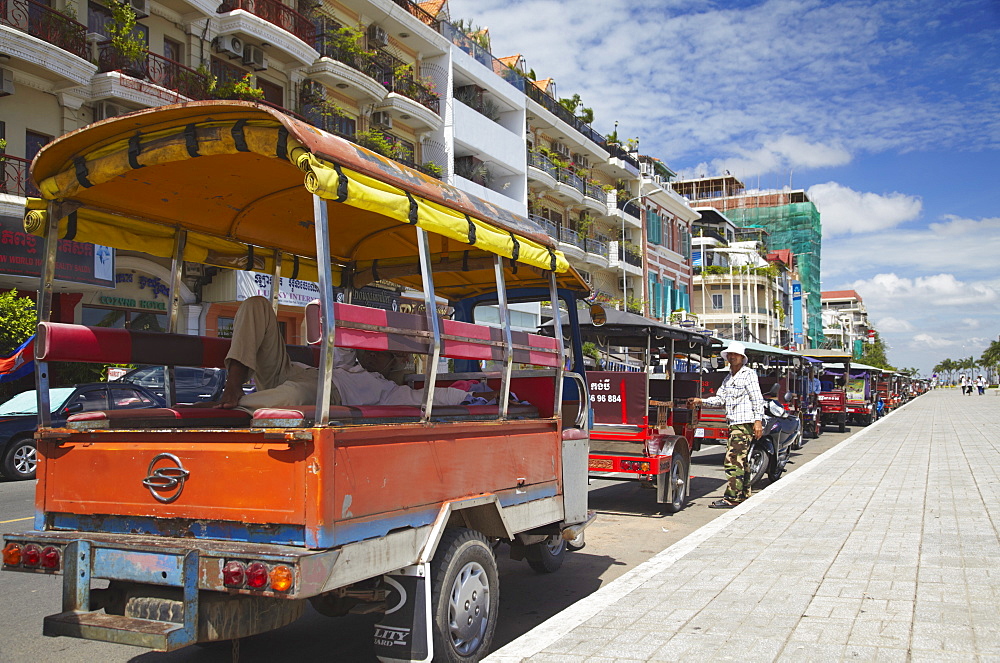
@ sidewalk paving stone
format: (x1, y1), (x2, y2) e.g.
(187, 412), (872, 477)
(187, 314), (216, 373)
(487, 390), (1000, 662)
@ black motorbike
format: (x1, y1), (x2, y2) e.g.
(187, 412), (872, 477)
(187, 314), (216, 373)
(747, 392), (802, 486)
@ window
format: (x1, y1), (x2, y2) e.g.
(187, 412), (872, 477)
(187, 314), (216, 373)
(733, 294), (741, 313)
(64, 388), (109, 413)
(163, 37), (182, 64)
(217, 316), (235, 338)
(712, 294), (724, 310)
(88, 3), (148, 42)
(82, 306), (166, 331)
(257, 79), (284, 107)
(111, 386), (157, 409)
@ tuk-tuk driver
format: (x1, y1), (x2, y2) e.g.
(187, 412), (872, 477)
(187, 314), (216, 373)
(687, 341), (764, 509)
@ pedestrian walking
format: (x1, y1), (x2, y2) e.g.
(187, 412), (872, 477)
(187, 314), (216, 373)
(688, 341), (764, 509)
(959, 374), (969, 395)
(976, 375), (986, 395)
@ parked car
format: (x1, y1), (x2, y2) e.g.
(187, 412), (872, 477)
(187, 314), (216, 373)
(118, 366), (228, 404)
(0, 383), (165, 480)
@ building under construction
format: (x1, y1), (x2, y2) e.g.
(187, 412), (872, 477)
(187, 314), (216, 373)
(672, 175), (823, 347)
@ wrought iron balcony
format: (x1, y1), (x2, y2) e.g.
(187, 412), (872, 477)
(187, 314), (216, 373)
(97, 42), (213, 100)
(527, 150), (558, 179)
(584, 234), (608, 258)
(615, 197), (642, 220)
(0, 0), (88, 59)
(389, 0), (439, 29)
(584, 180), (605, 202)
(607, 143), (640, 170)
(525, 83), (607, 151)
(618, 244), (643, 268)
(0, 155), (35, 197)
(556, 167), (586, 195)
(219, 0), (315, 44)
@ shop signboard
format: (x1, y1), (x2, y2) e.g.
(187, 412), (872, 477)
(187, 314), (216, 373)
(0, 215), (115, 287)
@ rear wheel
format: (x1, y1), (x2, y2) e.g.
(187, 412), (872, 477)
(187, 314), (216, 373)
(525, 534), (566, 574)
(2, 436), (37, 480)
(838, 420), (846, 433)
(664, 453), (688, 514)
(430, 528), (499, 662)
(747, 446), (769, 486)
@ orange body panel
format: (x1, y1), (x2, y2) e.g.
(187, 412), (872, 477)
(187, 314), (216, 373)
(36, 419), (563, 549)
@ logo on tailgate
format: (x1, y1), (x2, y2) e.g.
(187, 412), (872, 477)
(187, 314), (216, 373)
(142, 453), (190, 503)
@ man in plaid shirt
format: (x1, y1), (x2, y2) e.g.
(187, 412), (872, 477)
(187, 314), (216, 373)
(688, 341), (764, 508)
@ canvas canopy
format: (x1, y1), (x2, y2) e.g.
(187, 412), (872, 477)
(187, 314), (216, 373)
(25, 101), (588, 300)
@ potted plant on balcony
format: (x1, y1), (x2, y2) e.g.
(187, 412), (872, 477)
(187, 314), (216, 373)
(356, 128), (411, 163)
(421, 161), (443, 179)
(319, 23), (373, 70)
(213, 73), (264, 101)
(107, 1), (147, 79)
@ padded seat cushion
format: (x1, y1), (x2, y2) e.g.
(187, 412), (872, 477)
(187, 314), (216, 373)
(252, 402), (540, 427)
(66, 407), (253, 429)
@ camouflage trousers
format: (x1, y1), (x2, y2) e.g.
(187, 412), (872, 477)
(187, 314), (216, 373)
(723, 423), (754, 501)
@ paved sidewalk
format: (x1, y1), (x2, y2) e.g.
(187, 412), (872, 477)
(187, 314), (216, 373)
(488, 389), (999, 662)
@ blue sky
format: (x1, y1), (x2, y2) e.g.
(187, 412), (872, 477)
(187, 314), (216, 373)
(448, 0), (1000, 375)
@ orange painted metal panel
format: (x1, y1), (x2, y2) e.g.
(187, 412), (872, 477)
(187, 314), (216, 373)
(39, 432), (310, 525)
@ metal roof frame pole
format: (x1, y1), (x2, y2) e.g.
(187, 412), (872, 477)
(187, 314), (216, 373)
(416, 227), (443, 423)
(547, 272), (565, 421)
(271, 250), (283, 313)
(312, 195), (336, 426)
(163, 230), (188, 406)
(493, 255), (513, 420)
(35, 201), (61, 428)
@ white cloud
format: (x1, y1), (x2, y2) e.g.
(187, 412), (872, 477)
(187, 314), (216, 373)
(911, 333), (956, 349)
(808, 182), (922, 237)
(821, 212), (1000, 280)
(449, 0), (1000, 171)
(877, 316), (914, 332)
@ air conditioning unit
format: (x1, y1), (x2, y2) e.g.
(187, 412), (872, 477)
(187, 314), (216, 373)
(372, 111), (392, 130)
(552, 141), (570, 158)
(367, 23), (388, 47)
(128, 0), (149, 17)
(243, 44), (267, 71)
(94, 101), (129, 121)
(216, 34), (244, 59)
(0, 68), (14, 97)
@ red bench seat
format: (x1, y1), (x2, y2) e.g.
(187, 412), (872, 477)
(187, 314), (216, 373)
(66, 408), (253, 430)
(251, 403), (540, 427)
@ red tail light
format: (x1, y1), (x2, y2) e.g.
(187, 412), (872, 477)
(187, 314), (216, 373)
(40, 546), (60, 570)
(223, 561), (246, 588)
(246, 562), (268, 589)
(22, 544), (42, 568)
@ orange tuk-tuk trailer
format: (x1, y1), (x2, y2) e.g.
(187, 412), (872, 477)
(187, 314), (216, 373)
(1, 102), (595, 662)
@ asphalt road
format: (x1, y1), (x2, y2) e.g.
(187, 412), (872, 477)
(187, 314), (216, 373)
(0, 424), (855, 662)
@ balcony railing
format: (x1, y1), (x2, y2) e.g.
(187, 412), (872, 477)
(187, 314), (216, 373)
(616, 197), (642, 219)
(556, 167), (585, 195)
(607, 143), (640, 170)
(618, 244), (643, 268)
(389, 0), (439, 29)
(0, 155), (35, 197)
(0, 0), (88, 59)
(527, 150), (558, 179)
(584, 234), (607, 258)
(219, 0), (315, 44)
(374, 49), (440, 114)
(97, 42), (213, 100)
(524, 83), (607, 151)
(584, 180), (605, 202)
(529, 214), (585, 250)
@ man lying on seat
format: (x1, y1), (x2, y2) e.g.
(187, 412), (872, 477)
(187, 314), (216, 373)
(214, 296), (499, 410)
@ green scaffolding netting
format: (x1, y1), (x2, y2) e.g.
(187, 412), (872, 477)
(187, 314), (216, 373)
(721, 202), (823, 348)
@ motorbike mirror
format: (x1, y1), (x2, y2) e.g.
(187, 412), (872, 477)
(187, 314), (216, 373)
(589, 303), (607, 327)
(714, 356), (725, 369)
(784, 391), (796, 403)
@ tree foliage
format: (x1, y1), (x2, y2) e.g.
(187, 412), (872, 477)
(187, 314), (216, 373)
(0, 290), (36, 356)
(858, 332), (895, 371)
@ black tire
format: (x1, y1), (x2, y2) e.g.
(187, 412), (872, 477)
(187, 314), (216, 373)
(838, 421), (846, 433)
(747, 445), (768, 486)
(525, 534), (566, 574)
(430, 528), (499, 662)
(664, 452), (688, 514)
(2, 436), (37, 480)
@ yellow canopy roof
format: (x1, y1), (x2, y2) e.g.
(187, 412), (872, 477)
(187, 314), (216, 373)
(27, 101), (589, 300)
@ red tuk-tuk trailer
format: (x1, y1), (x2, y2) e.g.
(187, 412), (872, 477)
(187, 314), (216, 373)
(568, 307), (714, 513)
(800, 350), (851, 432)
(830, 361), (882, 426)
